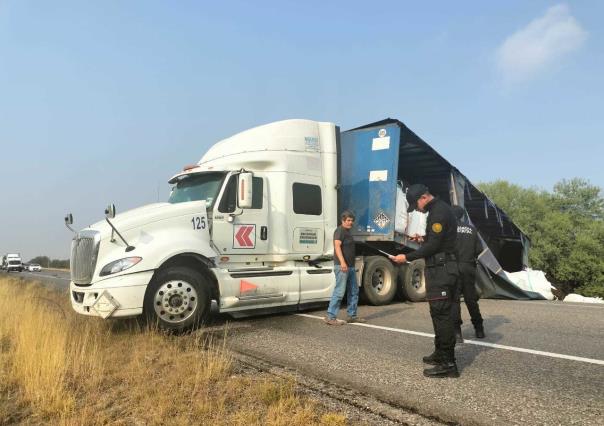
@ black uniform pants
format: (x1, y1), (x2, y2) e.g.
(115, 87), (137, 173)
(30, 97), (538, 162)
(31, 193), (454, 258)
(425, 262), (458, 363)
(451, 263), (483, 330)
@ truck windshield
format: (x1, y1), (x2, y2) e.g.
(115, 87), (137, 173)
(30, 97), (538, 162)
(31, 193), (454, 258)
(168, 172), (226, 207)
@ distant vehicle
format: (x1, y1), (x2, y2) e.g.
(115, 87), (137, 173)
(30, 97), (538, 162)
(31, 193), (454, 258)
(5, 253), (23, 272)
(28, 264), (42, 272)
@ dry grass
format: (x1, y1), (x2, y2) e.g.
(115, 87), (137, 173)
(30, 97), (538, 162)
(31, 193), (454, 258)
(0, 277), (348, 425)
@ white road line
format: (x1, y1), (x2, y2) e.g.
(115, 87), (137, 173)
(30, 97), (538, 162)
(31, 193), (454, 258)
(296, 313), (604, 366)
(498, 300), (604, 309)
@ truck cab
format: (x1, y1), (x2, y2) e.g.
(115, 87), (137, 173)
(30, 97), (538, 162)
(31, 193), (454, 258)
(68, 120), (340, 330)
(5, 253), (23, 272)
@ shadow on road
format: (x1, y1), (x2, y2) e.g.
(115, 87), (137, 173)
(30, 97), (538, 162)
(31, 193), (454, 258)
(456, 314), (510, 372)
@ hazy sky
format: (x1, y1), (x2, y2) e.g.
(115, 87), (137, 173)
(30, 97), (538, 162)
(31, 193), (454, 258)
(1, 1), (602, 261)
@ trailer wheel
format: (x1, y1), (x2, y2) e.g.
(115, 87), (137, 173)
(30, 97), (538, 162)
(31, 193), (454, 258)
(362, 256), (397, 305)
(399, 259), (426, 302)
(143, 266), (210, 332)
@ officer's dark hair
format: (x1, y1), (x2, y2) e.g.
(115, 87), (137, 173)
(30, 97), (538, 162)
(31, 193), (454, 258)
(341, 210), (355, 221)
(452, 205), (466, 220)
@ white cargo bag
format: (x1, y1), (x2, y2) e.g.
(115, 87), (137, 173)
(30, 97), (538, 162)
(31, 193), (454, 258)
(406, 210), (427, 237)
(394, 185), (408, 233)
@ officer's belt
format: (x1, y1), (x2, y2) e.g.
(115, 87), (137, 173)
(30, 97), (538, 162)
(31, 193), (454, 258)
(425, 252), (457, 267)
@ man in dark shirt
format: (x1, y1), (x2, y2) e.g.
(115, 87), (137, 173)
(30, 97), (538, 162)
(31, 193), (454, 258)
(325, 210), (366, 325)
(390, 184), (460, 378)
(451, 205), (485, 339)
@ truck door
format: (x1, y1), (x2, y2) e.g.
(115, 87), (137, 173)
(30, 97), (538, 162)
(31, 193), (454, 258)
(212, 173), (269, 255)
(288, 178), (334, 302)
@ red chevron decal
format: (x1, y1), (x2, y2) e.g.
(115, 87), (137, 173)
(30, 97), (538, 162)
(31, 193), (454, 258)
(234, 225), (255, 248)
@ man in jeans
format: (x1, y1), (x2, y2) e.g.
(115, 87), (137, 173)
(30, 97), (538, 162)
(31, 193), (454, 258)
(324, 211), (366, 325)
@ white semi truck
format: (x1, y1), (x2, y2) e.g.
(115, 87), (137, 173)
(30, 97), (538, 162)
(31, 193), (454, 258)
(66, 118), (530, 330)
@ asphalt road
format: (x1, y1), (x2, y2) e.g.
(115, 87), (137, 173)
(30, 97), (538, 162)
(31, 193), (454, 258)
(1, 268), (71, 290)
(225, 300), (603, 425)
(11, 270), (604, 425)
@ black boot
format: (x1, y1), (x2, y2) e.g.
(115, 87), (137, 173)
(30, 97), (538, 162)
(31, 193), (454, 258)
(423, 362), (460, 378)
(455, 328), (464, 344)
(475, 327), (485, 339)
(422, 352), (442, 365)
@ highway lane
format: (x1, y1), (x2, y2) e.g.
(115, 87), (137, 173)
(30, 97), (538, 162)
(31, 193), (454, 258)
(0, 268), (71, 291)
(225, 300), (603, 425)
(12, 271), (604, 425)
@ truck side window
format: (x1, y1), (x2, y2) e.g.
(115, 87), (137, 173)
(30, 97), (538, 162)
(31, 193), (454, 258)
(219, 176), (263, 212)
(218, 176), (237, 213)
(251, 177), (263, 209)
(292, 183), (322, 215)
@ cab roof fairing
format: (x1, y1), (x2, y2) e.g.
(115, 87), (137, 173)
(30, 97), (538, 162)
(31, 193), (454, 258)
(169, 119), (338, 183)
(197, 119), (337, 163)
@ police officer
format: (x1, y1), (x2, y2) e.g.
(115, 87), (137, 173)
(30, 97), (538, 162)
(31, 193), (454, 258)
(390, 184), (460, 378)
(451, 205), (485, 340)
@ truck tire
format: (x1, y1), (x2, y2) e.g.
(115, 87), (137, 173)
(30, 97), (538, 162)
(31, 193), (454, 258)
(144, 266), (210, 332)
(362, 256), (397, 305)
(399, 259), (426, 302)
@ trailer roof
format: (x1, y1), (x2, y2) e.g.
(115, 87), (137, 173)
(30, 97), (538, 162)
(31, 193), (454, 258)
(347, 118), (529, 242)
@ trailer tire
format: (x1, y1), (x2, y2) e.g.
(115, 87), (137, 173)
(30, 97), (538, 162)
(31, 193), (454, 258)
(362, 256), (397, 305)
(399, 259), (426, 302)
(143, 266), (210, 332)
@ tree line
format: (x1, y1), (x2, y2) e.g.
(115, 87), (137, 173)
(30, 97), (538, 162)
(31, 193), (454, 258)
(25, 177), (603, 298)
(27, 256), (70, 269)
(478, 178), (603, 298)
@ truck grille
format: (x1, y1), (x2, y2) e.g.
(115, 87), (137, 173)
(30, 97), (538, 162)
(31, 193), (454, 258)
(71, 230), (101, 285)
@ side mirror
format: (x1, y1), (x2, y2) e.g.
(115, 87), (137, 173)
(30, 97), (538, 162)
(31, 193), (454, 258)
(237, 172), (253, 209)
(105, 204), (116, 219)
(64, 213), (76, 233)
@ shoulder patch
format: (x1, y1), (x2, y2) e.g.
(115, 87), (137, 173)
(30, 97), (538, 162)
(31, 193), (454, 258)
(432, 223), (443, 233)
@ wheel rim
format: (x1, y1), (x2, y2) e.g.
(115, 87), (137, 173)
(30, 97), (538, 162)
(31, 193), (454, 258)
(371, 267), (392, 294)
(412, 269), (422, 290)
(153, 279), (198, 324)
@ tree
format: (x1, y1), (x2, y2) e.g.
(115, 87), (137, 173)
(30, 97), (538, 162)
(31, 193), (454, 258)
(478, 178), (604, 298)
(28, 256), (50, 268)
(552, 178), (603, 220)
(27, 256), (70, 269)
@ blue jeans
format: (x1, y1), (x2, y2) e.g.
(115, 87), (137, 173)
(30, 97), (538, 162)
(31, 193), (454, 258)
(327, 265), (359, 319)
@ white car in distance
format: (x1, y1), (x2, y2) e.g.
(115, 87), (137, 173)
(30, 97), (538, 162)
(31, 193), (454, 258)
(27, 264), (42, 272)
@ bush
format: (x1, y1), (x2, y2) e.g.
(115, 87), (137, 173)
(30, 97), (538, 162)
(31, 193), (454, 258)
(478, 178), (603, 297)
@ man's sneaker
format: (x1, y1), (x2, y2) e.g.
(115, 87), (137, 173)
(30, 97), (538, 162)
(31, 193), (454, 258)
(422, 352), (443, 365)
(475, 328), (485, 339)
(423, 362), (460, 378)
(346, 316), (367, 323)
(323, 317), (345, 326)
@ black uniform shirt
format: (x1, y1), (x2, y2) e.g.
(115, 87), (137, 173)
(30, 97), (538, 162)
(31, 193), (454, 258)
(406, 198), (457, 262)
(456, 223), (482, 263)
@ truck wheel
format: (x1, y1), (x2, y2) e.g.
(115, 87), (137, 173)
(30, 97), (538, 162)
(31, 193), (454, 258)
(144, 266), (210, 331)
(399, 259), (426, 302)
(362, 256), (397, 305)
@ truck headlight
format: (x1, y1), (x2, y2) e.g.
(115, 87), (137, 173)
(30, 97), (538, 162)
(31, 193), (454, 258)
(100, 257), (142, 277)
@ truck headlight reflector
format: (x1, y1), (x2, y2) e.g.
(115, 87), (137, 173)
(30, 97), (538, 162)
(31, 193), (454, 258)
(100, 257), (142, 277)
